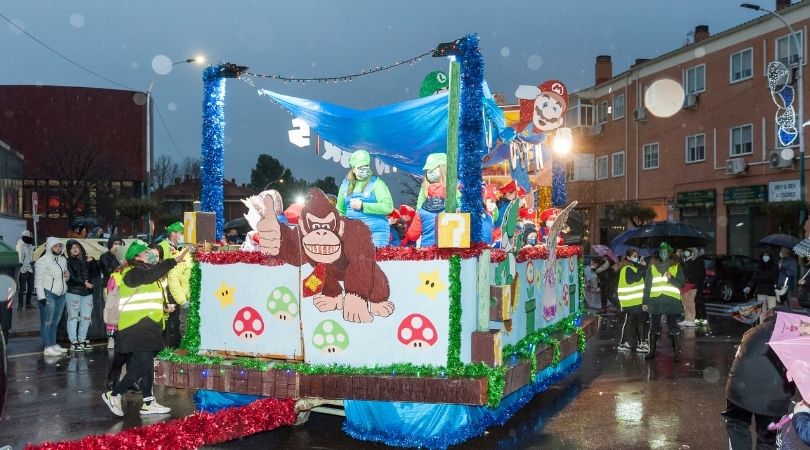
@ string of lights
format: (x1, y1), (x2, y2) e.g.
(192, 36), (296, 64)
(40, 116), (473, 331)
(245, 48), (435, 83)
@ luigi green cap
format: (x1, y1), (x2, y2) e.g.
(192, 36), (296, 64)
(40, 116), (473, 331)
(419, 71), (449, 97)
(422, 153), (447, 171)
(659, 242), (674, 252)
(125, 239), (149, 261)
(348, 150), (371, 168)
(166, 222), (184, 234)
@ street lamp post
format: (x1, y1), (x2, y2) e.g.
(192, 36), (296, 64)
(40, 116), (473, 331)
(144, 57), (203, 241)
(741, 3), (806, 231)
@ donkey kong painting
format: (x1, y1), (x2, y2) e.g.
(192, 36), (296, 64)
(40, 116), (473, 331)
(257, 188), (394, 323)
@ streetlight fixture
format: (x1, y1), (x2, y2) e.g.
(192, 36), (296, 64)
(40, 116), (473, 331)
(741, 3), (806, 230)
(262, 178), (285, 191)
(144, 56), (204, 241)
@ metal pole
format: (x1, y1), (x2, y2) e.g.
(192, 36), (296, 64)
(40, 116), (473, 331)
(763, 8), (805, 229)
(145, 82), (154, 242)
(445, 60), (461, 213)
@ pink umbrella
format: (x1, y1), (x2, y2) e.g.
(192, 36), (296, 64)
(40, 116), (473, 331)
(768, 311), (810, 400)
(592, 244), (617, 262)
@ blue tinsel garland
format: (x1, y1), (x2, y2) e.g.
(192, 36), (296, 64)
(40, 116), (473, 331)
(457, 34), (486, 243)
(342, 353), (582, 450)
(201, 65), (227, 240)
(551, 160), (567, 207)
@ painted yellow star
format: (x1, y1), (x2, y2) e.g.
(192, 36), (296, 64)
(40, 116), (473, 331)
(416, 269), (446, 301)
(215, 282), (236, 308)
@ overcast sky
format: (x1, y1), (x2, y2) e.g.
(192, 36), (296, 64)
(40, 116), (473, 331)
(0, 0), (759, 195)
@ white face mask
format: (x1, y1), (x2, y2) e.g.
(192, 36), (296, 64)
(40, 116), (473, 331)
(425, 168), (441, 183)
(353, 166), (371, 181)
(630, 256), (640, 263)
(763, 255), (771, 262)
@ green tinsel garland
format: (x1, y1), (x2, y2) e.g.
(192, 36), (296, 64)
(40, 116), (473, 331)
(575, 327), (587, 353)
(179, 261), (202, 353)
(447, 255), (462, 370)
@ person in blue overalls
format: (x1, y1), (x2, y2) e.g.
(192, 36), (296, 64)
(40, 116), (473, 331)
(336, 150), (394, 247)
(416, 153), (449, 247)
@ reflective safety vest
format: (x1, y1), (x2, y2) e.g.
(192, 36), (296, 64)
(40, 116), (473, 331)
(617, 265), (645, 308)
(117, 266), (166, 331)
(649, 264), (682, 301)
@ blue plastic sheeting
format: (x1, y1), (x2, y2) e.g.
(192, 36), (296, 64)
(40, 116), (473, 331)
(259, 89), (450, 174)
(194, 389), (262, 413)
(343, 353), (582, 450)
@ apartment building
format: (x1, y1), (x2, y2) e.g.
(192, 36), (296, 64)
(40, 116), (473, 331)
(566, 0), (810, 256)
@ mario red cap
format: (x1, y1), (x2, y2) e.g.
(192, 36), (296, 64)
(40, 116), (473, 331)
(539, 208), (559, 222)
(399, 205), (416, 219)
(539, 80), (568, 110)
(499, 180), (518, 194)
(483, 183), (499, 201)
(388, 209), (401, 220)
(519, 207), (536, 220)
(516, 186), (527, 197)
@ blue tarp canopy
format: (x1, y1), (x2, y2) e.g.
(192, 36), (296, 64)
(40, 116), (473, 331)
(259, 89), (451, 174)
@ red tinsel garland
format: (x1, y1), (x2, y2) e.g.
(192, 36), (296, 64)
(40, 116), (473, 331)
(196, 243), (582, 265)
(25, 397), (297, 450)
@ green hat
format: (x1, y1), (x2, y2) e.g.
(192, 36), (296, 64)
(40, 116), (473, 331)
(125, 239), (149, 261)
(166, 222), (184, 234)
(419, 71), (449, 97)
(422, 153), (447, 171)
(659, 242), (674, 253)
(348, 150), (371, 168)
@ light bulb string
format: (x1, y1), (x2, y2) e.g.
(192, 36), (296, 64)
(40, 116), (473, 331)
(244, 48), (435, 83)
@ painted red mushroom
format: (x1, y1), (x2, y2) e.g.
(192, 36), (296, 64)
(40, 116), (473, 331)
(397, 313), (438, 348)
(233, 306), (265, 340)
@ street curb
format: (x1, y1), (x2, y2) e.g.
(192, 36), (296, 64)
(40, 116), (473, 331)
(10, 330), (41, 338)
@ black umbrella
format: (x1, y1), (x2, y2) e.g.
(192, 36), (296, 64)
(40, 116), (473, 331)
(223, 217), (249, 231)
(793, 238), (810, 258)
(71, 217), (99, 228)
(759, 233), (800, 249)
(622, 221), (712, 249)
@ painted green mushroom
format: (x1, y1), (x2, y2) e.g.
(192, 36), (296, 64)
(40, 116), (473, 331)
(267, 286), (299, 321)
(312, 319), (349, 355)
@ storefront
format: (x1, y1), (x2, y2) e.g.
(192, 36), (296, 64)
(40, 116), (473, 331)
(677, 189), (716, 254)
(724, 185), (768, 258)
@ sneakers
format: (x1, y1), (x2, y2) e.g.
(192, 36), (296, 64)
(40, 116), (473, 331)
(53, 345), (68, 354)
(140, 401), (171, 415)
(637, 341), (650, 353)
(695, 318), (709, 326)
(82, 341), (92, 351)
(102, 391), (124, 417)
(678, 320), (696, 327)
(71, 342), (84, 352)
(43, 346), (62, 357)
(617, 342), (633, 352)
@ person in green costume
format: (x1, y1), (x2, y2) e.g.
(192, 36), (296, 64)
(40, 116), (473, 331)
(336, 150), (394, 247)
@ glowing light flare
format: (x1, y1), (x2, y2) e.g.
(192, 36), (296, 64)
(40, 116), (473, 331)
(552, 128), (573, 155)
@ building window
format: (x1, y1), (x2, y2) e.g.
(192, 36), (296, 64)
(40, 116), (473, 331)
(596, 155), (608, 180)
(730, 48), (753, 82)
(686, 134), (706, 163)
(643, 143), (659, 170)
(612, 151), (625, 177)
(776, 31), (803, 67)
(564, 98), (594, 128)
(596, 101), (609, 125)
(730, 124), (754, 156)
(685, 64), (706, 95)
(612, 94), (625, 120)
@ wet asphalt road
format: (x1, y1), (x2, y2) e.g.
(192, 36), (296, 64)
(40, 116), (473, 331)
(0, 311), (751, 450)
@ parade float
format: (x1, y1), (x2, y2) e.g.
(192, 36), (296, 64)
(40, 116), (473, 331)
(153, 34), (598, 449)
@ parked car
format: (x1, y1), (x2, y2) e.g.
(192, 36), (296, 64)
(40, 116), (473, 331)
(703, 254), (758, 302)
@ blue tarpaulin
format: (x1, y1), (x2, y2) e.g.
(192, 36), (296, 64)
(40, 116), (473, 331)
(259, 89), (451, 174)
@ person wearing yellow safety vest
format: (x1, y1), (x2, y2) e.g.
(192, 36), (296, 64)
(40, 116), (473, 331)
(616, 248), (649, 354)
(102, 240), (187, 417)
(642, 242), (685, 362)
(159, 221), (192, 348)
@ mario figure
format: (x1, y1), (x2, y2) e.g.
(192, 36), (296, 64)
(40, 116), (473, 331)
(539, 208), (566, 245)
(513, 80), (569, 141)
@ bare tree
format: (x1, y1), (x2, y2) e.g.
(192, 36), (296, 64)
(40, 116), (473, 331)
(153, 154), (179, 189)
(179, 156), (201, 180)
(30, 144), (120, 226)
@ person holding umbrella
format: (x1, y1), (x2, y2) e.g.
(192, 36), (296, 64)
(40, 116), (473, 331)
(777, 247), (799, 305)
(616, 248), (648, 353)
(642, 242), (685, 361)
